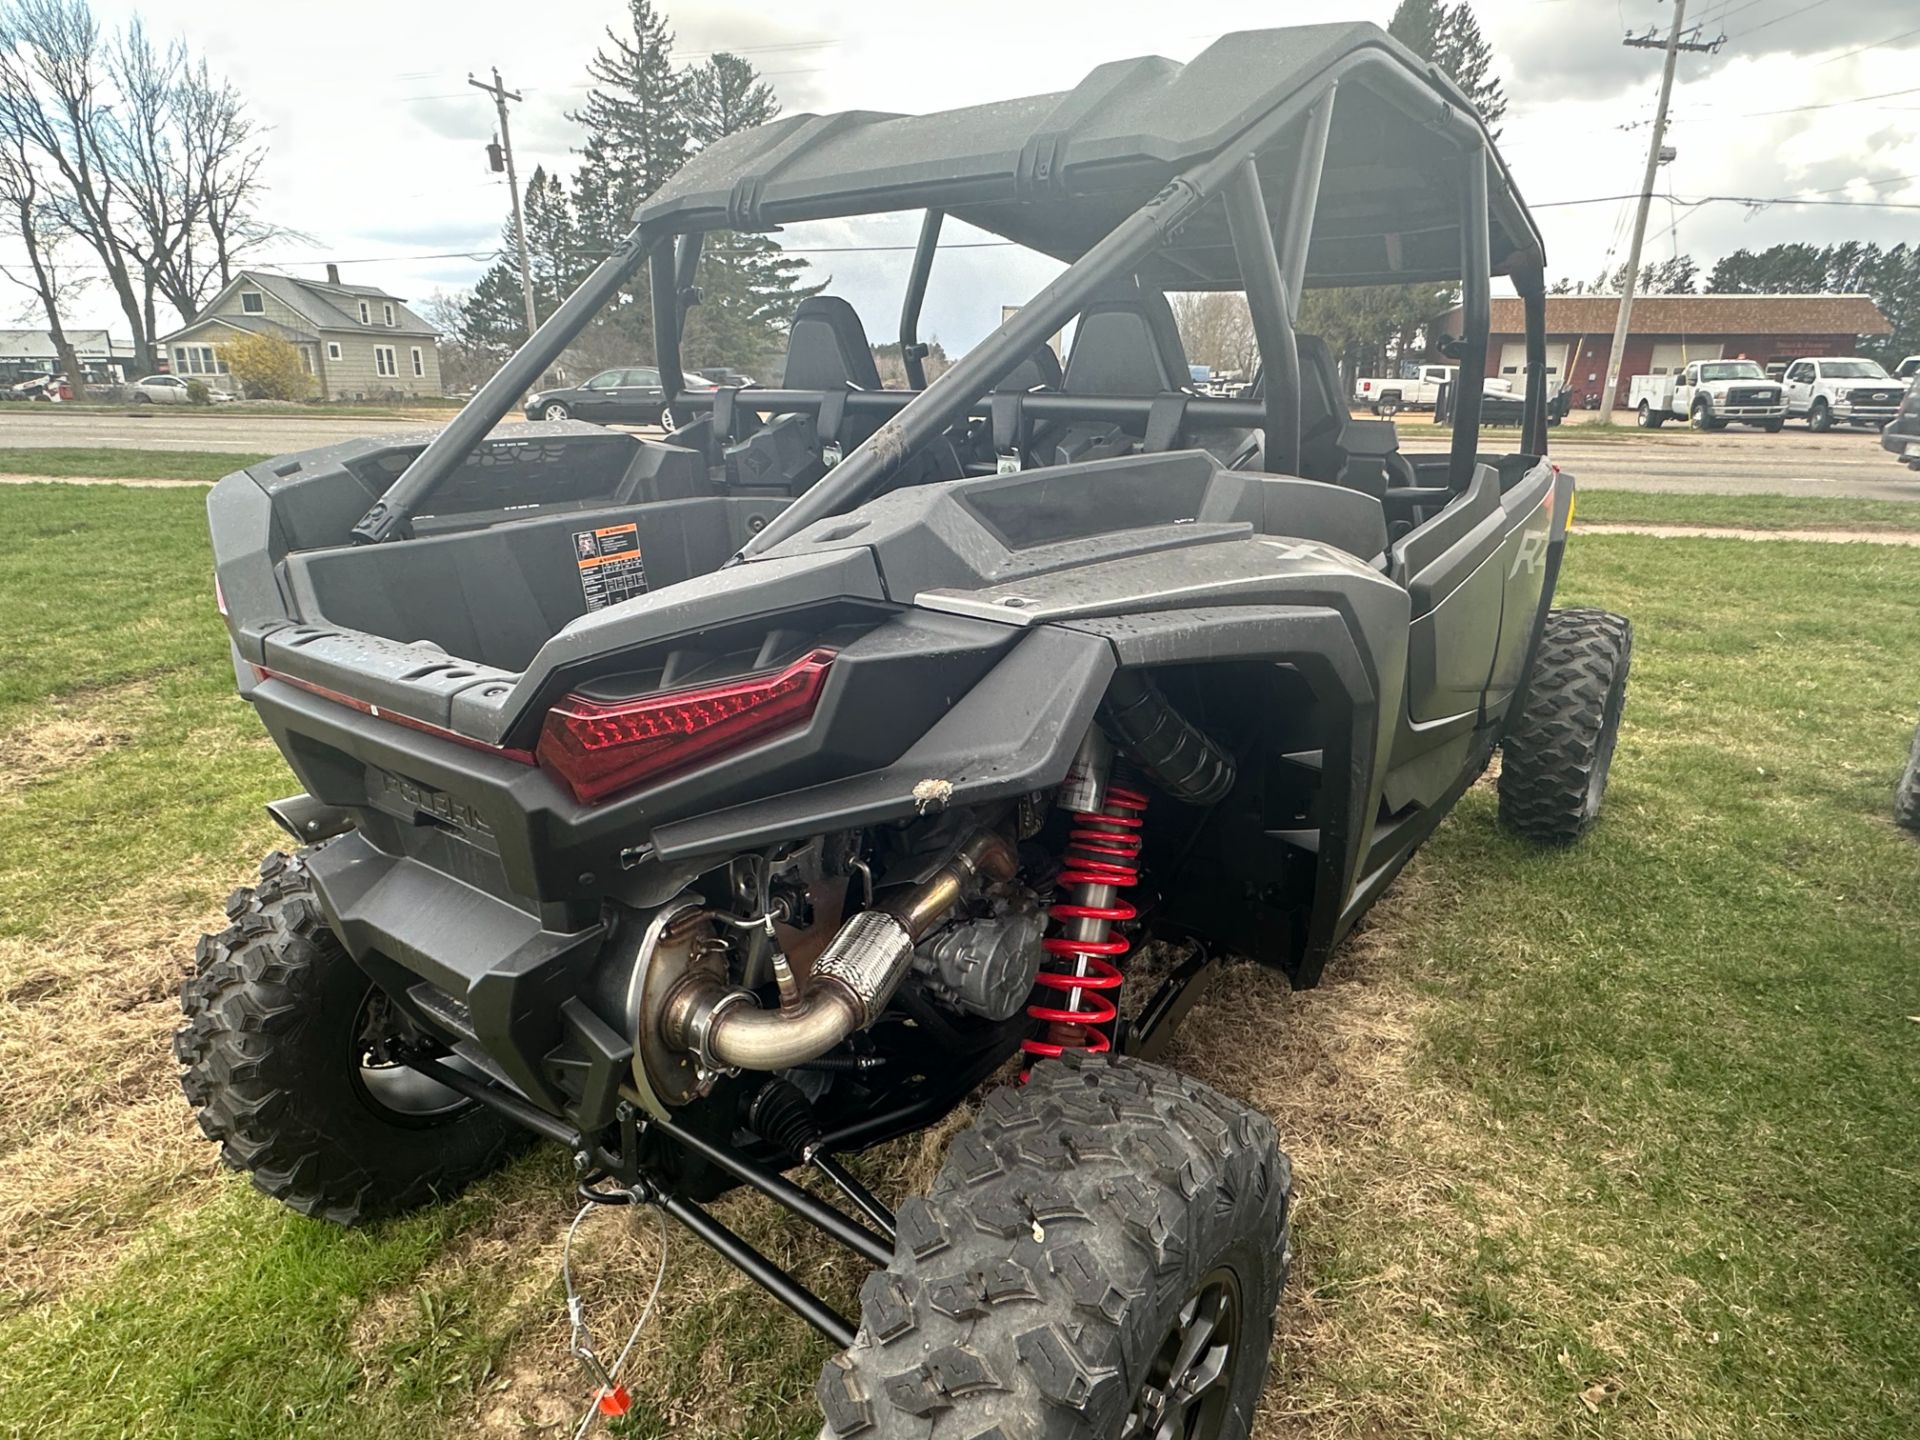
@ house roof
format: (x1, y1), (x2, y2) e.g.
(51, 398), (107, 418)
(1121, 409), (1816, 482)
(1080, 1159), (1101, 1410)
(639, 21), (1546, 290)
(1451, 293), (1893, 337)
(159, 269), (439, 345)
(167, 314), (319, 344)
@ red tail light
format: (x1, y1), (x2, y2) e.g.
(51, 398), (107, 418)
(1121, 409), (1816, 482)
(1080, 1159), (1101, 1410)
(536, 649), (835, 804)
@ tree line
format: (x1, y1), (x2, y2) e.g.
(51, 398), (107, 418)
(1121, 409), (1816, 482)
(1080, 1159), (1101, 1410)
(441, 1), (820, 387)
(0, 0), (280, 393)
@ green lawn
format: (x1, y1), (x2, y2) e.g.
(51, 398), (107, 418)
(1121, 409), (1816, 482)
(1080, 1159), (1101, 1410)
(1577, 489), (1920, 533)
(0, 483), (1915, 1439)
(0, 448), (265, 482)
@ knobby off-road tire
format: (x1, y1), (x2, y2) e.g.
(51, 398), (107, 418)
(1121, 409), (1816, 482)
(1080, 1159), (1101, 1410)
(1895, 718), (1920, 833)
(174, 848), (526, 1225)
(1499, 608), (1633, 845)
(818, 1052), (1290, 1440)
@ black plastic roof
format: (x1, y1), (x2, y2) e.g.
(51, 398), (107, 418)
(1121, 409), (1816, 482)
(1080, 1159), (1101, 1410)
(637, 23), (1545, 288)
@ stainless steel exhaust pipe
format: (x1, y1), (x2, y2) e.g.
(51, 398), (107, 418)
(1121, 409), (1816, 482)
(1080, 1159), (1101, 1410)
(666, 829), (1016, 1072)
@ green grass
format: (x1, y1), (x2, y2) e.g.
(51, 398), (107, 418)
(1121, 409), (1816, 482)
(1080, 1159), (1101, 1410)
(1577, 489), (1920, 533)
(1, 484), (1917, 1437)
(0, 448), (266, 482)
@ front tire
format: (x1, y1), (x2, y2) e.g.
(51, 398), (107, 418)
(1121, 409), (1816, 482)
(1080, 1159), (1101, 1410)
(1763, 419), (1785, 433)
(174, 849), (527, 1225)
(1499, 609), (1633, 845)
(1809, 399), (1833, 432)
(819, 1053), (1290, 1440)
(542, 401), (571, 421)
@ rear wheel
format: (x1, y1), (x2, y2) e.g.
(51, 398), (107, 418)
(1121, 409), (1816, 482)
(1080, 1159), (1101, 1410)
(660, 405), (677, 431)
(1896, 718), (1920, 833)
(174, 848), (527, 1225)
(819, 1053), (1290, 1440)
(1636, 401), (1663, 429)
(1500, 608), (1633, 845)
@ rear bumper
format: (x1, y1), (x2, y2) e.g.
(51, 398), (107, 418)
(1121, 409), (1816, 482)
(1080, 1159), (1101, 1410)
(1883, 420), (1920, 455)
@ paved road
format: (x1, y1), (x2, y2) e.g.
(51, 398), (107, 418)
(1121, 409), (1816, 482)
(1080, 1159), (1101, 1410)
(0, 408), (531, 454)
(3, 406), (1914, 501)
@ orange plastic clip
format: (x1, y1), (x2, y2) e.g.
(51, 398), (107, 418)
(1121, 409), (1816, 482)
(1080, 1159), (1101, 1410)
(596, 1384), (632, 1417)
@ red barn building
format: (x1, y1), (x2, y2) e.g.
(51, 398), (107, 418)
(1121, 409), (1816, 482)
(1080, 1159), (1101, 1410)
(1432, 293), (1892, 408)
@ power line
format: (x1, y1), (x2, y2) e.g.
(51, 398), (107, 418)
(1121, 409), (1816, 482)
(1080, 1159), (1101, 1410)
(1813, 23), (1920, 66)
(1727, 0), (1835, 41)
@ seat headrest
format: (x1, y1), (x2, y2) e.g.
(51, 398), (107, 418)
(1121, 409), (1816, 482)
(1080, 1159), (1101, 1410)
(1062, 277), (1191, 397)
(997, 343), (1064, 392)
(1250, 335), (1349, 483)
(782, 296), (883, 391)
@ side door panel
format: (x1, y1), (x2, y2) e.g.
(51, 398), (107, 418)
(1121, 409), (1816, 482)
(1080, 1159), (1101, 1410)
(573, 373), (619, 423)
(1394, 464), (1505, 725)
(1483, 462), (1558, 704)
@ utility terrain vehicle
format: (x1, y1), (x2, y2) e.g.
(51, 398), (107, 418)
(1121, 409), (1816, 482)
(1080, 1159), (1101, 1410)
(176, 23), (1630, 1438)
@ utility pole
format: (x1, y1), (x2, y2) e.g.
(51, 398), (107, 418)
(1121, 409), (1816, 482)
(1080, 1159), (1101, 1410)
(1597, 2), (1724, 424)
(470, 66), (539, 337)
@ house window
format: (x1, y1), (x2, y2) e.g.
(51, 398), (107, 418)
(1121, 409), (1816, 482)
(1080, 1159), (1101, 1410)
(326, 341), (342, 361)
(410, 346), (424, 378)
(374, 345), (397, 378)
(383, 302), (395, 327)
(241, 291), (264, 314)
(172, 344), (226, 375)
(358, 300), (371, 325)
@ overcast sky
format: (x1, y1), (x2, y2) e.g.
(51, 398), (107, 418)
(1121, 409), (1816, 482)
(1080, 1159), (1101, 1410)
(12, 0), (1920, 355)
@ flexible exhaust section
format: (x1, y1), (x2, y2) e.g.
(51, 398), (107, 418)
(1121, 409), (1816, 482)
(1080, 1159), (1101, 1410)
(1099, 670), (1236, 804)
(667, 829), (1017, 1072)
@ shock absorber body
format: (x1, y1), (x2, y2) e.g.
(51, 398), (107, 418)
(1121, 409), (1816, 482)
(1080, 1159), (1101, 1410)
(1023, 733), (1146, 1061)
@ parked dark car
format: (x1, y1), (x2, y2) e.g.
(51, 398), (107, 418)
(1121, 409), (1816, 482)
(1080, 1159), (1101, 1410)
(523, 366), (715, 427)
(696, 365), (757, 387)
(1449, 380), (1570, 428)
(1881, 374), (1920, 469)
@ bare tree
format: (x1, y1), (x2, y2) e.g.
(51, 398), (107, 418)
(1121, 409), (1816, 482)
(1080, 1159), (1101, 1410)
(1170, 291), (1257, 376)
(0, 0), (152, 367)
(0, 125), (86, 394)
(0, 0), (281, 371)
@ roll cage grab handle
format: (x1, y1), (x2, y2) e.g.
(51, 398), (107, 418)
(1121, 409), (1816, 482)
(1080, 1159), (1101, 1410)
(353, 50), (1529, 549)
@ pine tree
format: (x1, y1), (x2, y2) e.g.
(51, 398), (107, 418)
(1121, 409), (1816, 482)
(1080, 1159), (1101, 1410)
(568, 0), (688, 256)
(675, 51), (821, 374)
(685, 53), (778, 147)
(522, 166), (589, 312)
(1389, 0), (1507, 136)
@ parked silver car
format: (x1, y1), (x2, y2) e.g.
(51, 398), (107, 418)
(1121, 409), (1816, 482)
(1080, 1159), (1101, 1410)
(132, 374), (234, 404)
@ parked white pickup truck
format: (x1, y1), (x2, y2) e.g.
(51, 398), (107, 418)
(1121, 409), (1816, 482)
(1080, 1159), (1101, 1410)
(1782, 356), (1905, 431)
(1353, 364), (1455, 415)
(1628, 359), (1785, 431)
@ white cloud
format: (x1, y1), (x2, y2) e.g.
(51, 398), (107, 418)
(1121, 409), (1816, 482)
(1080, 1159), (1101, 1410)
(7, 0), (1915, 350)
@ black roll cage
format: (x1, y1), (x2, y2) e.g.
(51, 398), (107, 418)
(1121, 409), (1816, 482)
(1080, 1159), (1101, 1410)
(351, 48), (1550, 550)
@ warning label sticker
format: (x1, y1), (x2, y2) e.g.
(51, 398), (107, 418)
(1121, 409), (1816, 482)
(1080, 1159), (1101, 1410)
(572, 523), (648, 611)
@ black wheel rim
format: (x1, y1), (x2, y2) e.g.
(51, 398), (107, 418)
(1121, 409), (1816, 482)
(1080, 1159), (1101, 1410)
(350, 991), (471, 1125)
(1121, 1267), (1243, 1440)
(1583, 664), (1629, 818)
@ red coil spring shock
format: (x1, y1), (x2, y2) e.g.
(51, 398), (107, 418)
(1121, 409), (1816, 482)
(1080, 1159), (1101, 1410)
(1022, 782), (1148, 1060)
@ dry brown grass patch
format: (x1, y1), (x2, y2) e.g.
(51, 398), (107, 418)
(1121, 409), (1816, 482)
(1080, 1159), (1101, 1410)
(0, 864), (251, 1309)
(0, 680), (164, 795)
